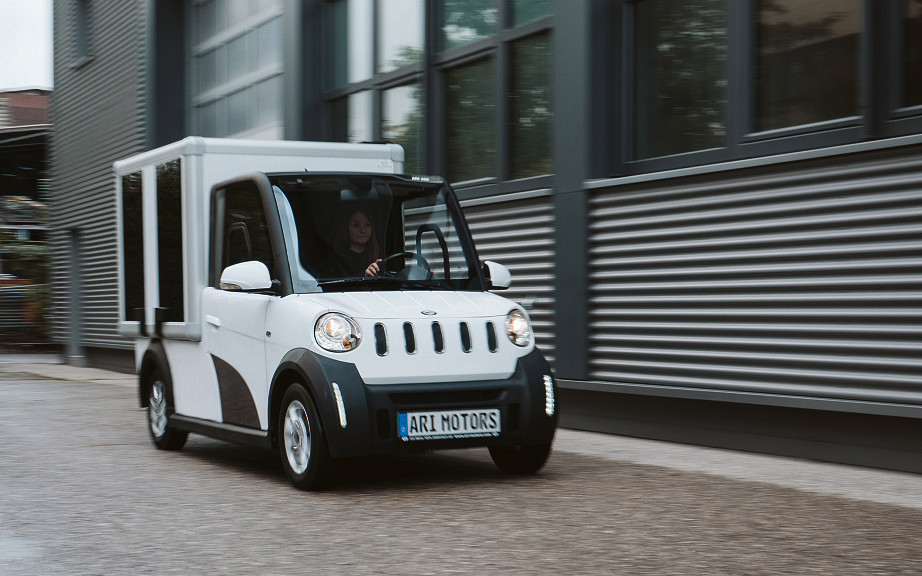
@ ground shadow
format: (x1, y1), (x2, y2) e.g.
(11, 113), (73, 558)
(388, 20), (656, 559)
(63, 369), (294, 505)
(177, 435), (560, 492)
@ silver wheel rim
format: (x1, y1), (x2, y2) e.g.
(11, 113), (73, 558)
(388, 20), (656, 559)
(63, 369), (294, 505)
(149, 379), (168, 438)
(284, 400), (311, 474)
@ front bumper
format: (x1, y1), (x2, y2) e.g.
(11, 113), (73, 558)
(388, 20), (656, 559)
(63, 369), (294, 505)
(279, 348), (558, 458)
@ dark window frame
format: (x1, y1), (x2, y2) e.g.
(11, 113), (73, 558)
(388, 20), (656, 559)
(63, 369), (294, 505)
(321, 0), (554, 194)
(614, 0), (922, 177)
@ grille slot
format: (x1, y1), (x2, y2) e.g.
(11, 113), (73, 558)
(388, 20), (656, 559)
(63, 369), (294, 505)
(486, 322), (498, 352)
(432, 322), (444, 353)
(460, 322), (472, 353)
(403, 322), (416, 354)
(374, 323), (387, 356)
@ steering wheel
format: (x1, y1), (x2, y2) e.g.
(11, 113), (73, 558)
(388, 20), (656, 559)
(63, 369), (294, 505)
(380, 251), (431, 280)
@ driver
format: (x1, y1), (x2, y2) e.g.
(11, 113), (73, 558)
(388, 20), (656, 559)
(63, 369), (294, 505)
(336, 209), (382, 277)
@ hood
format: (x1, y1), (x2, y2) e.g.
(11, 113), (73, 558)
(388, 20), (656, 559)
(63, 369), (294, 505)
(290, 290), (516, 320)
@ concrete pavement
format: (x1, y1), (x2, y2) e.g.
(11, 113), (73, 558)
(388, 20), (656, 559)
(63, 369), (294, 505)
(3, 355), (921, 513)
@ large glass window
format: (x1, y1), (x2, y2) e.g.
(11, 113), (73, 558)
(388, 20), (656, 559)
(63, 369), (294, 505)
(622, 0), (922, 173)
(511, 0), (551, 26)
(327, 1), (554, 182)
(439, 0), (498, 51)
(756, 0), (861, 132)
(191, 0), (284, 139)
(906, 0), (922, 108)
(332, 91), (373, 143)
(383, 83), (424, 174)
(331, 0), (373, 87)
(446, 59), (496, 182)
(510, 33), (552, 179)
(634, 0), (727, 159)
(378, 0), (424, 73)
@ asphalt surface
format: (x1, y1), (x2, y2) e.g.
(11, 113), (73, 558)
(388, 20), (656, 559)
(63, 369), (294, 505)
(2, 359), (922, 575)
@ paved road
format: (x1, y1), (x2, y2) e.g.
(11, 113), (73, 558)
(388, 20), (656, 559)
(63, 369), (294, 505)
(3, 361), (922, 575)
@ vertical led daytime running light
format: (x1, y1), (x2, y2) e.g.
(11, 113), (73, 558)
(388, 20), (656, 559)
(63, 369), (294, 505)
(332, 382), (347, 428)
(543, 374), (555, 416)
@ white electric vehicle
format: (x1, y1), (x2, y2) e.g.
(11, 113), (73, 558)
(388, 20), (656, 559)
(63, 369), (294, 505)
(115, 137), (557, 490)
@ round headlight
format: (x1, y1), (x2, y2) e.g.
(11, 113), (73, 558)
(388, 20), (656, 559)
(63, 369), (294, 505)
(504, 309), (532, 347)
(314, 313), (361, 352)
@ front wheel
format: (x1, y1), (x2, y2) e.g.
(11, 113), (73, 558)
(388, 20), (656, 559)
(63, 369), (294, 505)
(278, 383), (332, 490)
(147, 369), (188, 451)
(489, 443), (552, 475)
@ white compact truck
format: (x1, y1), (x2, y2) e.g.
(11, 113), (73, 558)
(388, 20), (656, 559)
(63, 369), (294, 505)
(114, 137), (557, 489)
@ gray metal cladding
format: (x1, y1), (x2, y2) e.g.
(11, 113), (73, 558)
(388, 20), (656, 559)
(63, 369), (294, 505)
(587, 146), (922, 407)
(461, 191), (556, 365)
(49, 0), (149, 350)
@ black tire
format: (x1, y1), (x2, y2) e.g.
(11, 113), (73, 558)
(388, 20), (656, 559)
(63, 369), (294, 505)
(278, 383), (333, 490)
(489, 443), (552, 475)
(147, 368), (188, 451)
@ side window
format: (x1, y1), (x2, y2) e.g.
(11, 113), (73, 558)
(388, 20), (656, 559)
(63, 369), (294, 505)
(120, 171), (144, 321)
(157, 160), (184, 322)
(213, 182), (274, 286)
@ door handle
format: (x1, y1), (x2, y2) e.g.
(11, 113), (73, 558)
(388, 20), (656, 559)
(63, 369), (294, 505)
(205, 315), (221, 328)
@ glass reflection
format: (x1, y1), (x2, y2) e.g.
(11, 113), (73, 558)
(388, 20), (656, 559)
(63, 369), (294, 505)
(383, 84), (424, 174)
(332, 0), (373, 87)
(634, 0), (727, 159)
(446, 59), (495, 182)
(510, 33), (552, 179)
(378, 0), (424, 73)
(192, 0), (284, 138)
(440, 0), (497, 51)
(332, 91), (373, 143)
(757, 0), (861, 131)
(512, 0), (551, 26)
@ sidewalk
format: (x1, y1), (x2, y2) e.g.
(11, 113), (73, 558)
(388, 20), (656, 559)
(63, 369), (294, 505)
(0, 356), (136, 386)
(3, 358), (921, 511)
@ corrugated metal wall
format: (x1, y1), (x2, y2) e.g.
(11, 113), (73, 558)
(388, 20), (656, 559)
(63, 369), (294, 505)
(461, 191), (557, 365)
(50, 0), (149, 350)
(587, 145), (922, 408)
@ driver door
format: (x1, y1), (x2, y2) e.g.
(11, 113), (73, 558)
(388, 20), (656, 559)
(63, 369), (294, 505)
(201, 180), (277, 430)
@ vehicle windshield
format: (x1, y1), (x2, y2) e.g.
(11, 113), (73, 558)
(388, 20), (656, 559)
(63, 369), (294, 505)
(270, 174), (483, 293)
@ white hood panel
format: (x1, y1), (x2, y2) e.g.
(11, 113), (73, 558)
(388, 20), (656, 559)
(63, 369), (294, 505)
(292, 290), (515, 320)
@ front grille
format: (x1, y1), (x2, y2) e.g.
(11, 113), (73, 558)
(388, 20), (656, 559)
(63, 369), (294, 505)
(373, 320), (503, 356)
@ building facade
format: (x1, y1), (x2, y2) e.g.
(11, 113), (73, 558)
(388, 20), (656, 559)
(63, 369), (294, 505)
(51, 1), (922, 449)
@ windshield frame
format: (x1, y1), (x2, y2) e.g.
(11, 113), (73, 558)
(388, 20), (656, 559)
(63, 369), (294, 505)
(268, 172), (488, 294)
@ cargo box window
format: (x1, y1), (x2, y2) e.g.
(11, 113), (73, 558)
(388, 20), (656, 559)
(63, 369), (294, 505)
(121, 171), (144, 321)
(156, 160), (184, 322)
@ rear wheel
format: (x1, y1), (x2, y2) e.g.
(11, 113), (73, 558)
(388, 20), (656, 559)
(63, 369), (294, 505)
(147, 369), (188, 451)
(489, 443), (552, 475)
(278, 383), (332, 490)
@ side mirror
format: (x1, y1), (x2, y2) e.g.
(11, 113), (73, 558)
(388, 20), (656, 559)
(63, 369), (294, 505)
(482, 260), (511, 290)
(219, 261), (273, 292)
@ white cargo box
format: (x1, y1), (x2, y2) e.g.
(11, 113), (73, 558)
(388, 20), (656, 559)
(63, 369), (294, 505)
(113, 137), (404, 341)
